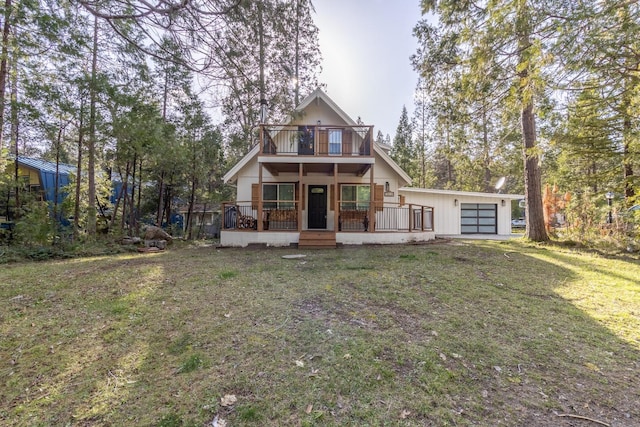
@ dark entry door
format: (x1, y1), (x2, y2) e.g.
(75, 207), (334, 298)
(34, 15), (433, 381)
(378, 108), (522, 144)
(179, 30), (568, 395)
(308, 185), (327, 229)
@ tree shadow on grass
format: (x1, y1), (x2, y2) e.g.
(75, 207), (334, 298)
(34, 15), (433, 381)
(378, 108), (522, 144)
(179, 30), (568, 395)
(1, 243), (639, 426)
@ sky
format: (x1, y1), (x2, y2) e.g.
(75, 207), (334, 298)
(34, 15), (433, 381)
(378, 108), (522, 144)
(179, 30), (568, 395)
(313, 0), (423, 139)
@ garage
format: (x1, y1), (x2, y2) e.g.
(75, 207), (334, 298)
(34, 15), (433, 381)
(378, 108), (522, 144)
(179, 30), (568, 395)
(398, 188), (521, 237)
(461, 203), (497, 234)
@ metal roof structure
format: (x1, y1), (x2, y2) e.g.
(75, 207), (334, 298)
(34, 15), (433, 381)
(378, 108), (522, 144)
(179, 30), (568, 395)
(16, 156), (77, 206)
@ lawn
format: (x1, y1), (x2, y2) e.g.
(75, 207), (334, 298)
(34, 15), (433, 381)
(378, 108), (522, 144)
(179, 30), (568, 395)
(1, 240), (638, 426)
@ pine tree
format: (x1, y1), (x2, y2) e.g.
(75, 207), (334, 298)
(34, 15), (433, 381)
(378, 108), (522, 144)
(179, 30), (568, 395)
(218, 0), (321, 159)
(420, 0), (557, 241)
(390, 106), (417, 182)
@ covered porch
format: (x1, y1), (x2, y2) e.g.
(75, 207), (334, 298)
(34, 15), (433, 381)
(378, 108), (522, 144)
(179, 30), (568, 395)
(221, 191), (435, 246)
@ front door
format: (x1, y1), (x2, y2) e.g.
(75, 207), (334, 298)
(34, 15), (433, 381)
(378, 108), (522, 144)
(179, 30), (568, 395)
(308, 185), (327, 229)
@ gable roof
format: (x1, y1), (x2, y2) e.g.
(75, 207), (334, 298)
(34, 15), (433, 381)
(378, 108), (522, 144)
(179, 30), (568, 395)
(296, 87), (357, 126)
(223, 88), (412, 185)
(374, 144), (412, 186)
(223, 144), (260, 184)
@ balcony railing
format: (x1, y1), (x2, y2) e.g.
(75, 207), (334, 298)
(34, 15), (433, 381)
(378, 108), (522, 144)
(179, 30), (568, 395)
(259, 124), (373, 156)
(222, 201), (434, 233)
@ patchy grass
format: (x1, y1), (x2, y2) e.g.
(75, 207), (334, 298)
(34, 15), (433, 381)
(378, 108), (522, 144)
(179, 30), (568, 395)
(0, 241), (638, 426)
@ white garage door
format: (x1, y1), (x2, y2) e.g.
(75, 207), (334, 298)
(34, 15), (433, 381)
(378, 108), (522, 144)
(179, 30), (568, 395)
(461, 203), (497, 234)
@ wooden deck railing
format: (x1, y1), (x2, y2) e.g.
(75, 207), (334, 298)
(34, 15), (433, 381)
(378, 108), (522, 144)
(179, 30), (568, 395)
(222, 201), (299, 231)
(222, 201), (434, 233)
(338, 202), (434, 232)
(258, 124), (373, 156)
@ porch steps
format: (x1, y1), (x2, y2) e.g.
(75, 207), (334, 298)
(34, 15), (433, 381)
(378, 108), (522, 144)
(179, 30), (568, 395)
(298, 231), (337, 249)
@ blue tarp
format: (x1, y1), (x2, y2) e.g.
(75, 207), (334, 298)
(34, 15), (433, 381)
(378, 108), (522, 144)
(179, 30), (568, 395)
(17, 156), (76, 207)
(16, 156), (76, 225)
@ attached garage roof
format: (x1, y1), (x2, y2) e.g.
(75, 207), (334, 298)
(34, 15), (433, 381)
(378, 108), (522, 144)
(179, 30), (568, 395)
(399, 187), (523, 200)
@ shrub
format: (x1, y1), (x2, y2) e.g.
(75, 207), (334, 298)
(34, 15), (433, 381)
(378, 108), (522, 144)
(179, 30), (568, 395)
(13, 202), (55, 246)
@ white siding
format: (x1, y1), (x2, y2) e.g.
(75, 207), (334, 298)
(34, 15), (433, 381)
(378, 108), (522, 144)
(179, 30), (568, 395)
(400, 189), (518, 236)
(293, 99), (348, 126)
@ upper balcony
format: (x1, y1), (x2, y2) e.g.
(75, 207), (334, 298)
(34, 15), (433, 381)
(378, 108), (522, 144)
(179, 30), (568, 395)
(258, 124), (373, 157)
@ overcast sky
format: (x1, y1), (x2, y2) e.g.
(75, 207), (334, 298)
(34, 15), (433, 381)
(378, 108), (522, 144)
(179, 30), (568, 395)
(313, 0), (423, 139)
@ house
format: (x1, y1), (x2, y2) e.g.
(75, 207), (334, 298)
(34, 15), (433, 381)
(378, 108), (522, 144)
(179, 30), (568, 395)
(222, 88), (436, 248)
(0, 157), (75, 223)
(222, 88), (522, 247)
(14, 156), (76, 206)
(177, 203), (219, 237)
(7, 156), (125, 226)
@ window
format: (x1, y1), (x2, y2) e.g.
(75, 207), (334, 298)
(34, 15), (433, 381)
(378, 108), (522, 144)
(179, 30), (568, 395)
(263, 183), (294, 209)
(341, 185), (370, 210)
(328, 129), (342, 155)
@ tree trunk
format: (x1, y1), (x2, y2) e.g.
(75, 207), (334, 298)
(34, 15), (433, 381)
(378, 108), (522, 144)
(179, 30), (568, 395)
(74, 98), (84, 237)
(517, 3), (548, 242)
(129, 152), (137, 236)
(135, 156), (142, 235)
(258, 0), (266, 125)
(482, 103), (492, 192)
(53, 123), (63, 222)
(294, 0), (300, 106)
(163, 181), (172, 230)
(87, 16), (98, 237)
(108, 166), (124, 232)
(120, 162), (130, 233)
(156, 171), (165, 226)
(0, 0), (11, 154)
(156, 68), (168, 226)
(519, 41), (549, 242)
(10, 49), (19, 217)
(197, 202), (208, 239)
(622, 85), (634, 203)
(186, 177), (196, 240)
(521, 98), (547, 241)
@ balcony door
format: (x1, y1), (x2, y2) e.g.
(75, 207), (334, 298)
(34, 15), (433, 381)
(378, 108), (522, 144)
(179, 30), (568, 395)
(307, 185), (327, 229)
(298, 126), (314, 155)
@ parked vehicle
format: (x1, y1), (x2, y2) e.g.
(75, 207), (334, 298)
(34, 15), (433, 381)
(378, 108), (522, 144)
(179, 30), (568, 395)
(511, 218), (526, 228)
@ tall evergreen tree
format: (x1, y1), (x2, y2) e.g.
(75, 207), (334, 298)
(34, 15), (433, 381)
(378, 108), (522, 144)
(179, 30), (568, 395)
(390, 106), (417, 182)
(218, 0), (321, 159)
(551, 87), (621, 194)
(559, 2), (640, 205)
(419, 0), (563, 241)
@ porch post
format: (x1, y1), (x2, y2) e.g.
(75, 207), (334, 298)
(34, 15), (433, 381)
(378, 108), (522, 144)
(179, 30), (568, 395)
(333, 163), (339, 232)
(314, 124), (318, 156)
(257, 163), (263, 232)
(409, 204), (413, 231)
(298, 163), (303, 232)
(369, 164), (374, 232)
